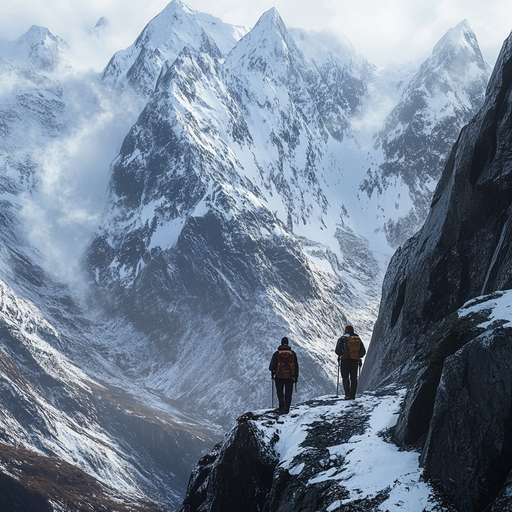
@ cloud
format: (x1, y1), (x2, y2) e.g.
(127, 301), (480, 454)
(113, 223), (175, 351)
(20, 71), (140, 285)
(1, 0), (511, 70)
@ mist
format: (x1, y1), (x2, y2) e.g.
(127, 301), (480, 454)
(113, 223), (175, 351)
(20, 71), (140, 288)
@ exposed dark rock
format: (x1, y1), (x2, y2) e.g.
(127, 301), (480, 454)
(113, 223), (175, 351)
(393, 306), (488, 445)
(420, 326), (512, 512)
(360, 31), (512, 512)
(487, 470), (512, 511)
(180, 412), (279, 512)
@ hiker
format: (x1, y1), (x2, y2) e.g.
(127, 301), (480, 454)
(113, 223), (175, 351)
(269, 337), (299, 414)
(335, 325), (366, 400)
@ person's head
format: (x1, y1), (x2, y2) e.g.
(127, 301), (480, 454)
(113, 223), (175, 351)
(344, 325), (354, 334)
(281, 336), (289, 345)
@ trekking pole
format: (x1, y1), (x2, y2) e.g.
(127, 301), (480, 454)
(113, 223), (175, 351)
(336, 358), (340, 397)
(271, 375), (274, 409)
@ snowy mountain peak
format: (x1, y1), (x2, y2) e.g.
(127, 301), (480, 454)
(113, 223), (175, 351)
(0, 25), (68, 71)
(258, 7), (284, 28)
(94, 17), (109, 29)
(435, 19), (475, 51)
(102, 0), (247, 97)
(89, 16), (111, 40)
(168, 0), (199, 16)
(225, 6), (301, 78)
(249, 7), (292, 46)
(360, 19), (490, 247)
(428, 19), (488, 74)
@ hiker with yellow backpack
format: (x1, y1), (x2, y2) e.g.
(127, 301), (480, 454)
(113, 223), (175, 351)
(269, 337), (299, 414)
(335, 325), (366, 400)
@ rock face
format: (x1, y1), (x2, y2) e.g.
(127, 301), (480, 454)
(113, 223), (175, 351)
(360, 31), (512, 511)
(421, 321), (512, 511)
(180, 415), (278, 512)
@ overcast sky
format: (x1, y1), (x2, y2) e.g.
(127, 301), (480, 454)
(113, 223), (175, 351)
(0, 0), (511, 70)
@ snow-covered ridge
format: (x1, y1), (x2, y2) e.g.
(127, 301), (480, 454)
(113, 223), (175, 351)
(180, 390), (455, 510)
(102, 0), (248, 98)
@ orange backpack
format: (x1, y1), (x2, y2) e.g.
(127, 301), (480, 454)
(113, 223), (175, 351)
(276, 350), (295, 379)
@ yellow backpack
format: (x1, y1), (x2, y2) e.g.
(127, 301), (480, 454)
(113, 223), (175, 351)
(347, 335), (362, 359)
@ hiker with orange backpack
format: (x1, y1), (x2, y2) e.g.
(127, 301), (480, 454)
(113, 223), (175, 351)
(269, 337), (299, 414)
(335, 325), (366, 400)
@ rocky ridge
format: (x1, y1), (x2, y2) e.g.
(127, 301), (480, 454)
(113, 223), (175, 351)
(179, 391), (456, 512)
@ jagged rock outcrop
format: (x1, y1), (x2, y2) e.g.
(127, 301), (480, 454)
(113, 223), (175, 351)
(360, 30), (512, 511)
(179, 393), (455, 512)
(180, 413), (278, 512)
(421, 321), (512, 511)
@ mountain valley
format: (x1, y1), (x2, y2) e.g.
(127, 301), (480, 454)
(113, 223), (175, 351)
(0, 1), (505, 510)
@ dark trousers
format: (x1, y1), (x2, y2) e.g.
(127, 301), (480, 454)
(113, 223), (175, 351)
(275, 378), (293, 412)
(341, 358), (359, 399)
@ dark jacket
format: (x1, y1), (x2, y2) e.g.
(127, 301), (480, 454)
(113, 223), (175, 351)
(335, 333), (366, 360)
(269, 344), (299, 381)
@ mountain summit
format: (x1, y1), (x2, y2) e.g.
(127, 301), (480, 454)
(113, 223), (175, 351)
(0, 25), (68, 71)
(361, 19), (490, 246)
(102, 0), (248, 98)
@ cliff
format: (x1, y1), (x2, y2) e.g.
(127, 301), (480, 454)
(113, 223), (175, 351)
(359, 30), (512, 512)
